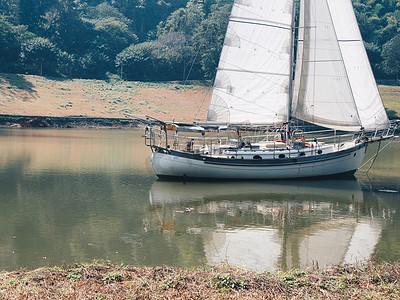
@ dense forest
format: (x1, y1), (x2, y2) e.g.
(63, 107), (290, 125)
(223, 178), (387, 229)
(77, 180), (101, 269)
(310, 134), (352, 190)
(1, 0), (400, 81)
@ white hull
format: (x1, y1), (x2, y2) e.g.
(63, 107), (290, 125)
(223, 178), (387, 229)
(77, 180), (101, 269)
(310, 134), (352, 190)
(151, 143), (367, 179)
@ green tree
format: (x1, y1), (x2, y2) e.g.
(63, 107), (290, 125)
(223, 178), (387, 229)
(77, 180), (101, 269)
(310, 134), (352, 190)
(115, 42), (155, 80)
(0, 0), (18, 16)
(79, 49), (110, 79)
(20, 37), (60, 75)
(157, 0), (205, 37)
(41, 0), (95, 55)
(0, 14), (34, 73)
(17, 0), (56, 32)
(153, 32), (198, 80)
(194, 3), (231, 79)
(113, 0), (187, 40)
(352, 0), (400, 78)
(93, 18), (138, 59)
(382, 33), (400, 78)
(85, 2), (132, 25)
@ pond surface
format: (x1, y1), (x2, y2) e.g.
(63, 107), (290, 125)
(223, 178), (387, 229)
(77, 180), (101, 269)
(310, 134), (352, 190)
(0, 128), (399, 272)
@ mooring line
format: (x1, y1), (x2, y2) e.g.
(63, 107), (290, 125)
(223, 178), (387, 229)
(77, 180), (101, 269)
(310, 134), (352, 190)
(358, 137), (396, 172)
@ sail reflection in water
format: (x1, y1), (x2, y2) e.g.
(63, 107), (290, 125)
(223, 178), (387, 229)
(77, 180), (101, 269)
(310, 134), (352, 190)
(150, 179), (381, 272)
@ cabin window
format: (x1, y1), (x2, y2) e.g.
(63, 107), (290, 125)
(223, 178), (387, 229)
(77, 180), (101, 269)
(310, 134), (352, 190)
(299, 152), (306, 156)
(278, 154), (286, 159)
(253, 155), (262, 159)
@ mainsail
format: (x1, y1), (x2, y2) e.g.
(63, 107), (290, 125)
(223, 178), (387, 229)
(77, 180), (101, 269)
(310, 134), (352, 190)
(208, 0), (389, 132)
(207, 0), (294, 124)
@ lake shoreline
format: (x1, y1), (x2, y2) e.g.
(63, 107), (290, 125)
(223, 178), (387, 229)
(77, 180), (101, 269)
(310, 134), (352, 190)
(0, 114), (139, 129)
(0, 260), (399, 299)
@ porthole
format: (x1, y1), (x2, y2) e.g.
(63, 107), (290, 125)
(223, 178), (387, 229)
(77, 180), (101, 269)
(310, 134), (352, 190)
(278, 154), (286, 159)
(317, 150), (322, 154)
(231, 156), (235, 159)
(299, 152), (306, 157)
(253, 155), (262, 159)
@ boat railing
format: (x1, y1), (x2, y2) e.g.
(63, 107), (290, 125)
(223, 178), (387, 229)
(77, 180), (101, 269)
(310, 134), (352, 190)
(143, 121), (398, 155)
(145, 125), (343, 153)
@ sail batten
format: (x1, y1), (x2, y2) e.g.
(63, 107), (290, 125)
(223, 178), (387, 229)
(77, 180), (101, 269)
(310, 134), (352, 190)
(216, 68), (291, 77)
(230, 18), (292, 30)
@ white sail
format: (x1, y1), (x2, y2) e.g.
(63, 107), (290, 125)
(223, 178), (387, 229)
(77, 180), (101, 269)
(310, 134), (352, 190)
(207, 0), (294, 124)
(327, 0), (390, 131)
(292, 0), (362, 131)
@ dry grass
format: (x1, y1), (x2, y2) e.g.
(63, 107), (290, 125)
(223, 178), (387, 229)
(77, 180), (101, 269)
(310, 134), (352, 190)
(0, 73), (210, 122)
(379, 84), (400, 119)
(0, 260), (399, 299)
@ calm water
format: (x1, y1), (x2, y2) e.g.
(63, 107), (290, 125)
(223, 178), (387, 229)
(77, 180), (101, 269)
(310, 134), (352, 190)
(0, 128), (399, 272)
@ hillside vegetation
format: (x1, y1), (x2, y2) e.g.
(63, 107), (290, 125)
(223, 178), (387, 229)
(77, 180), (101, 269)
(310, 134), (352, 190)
(1, 0), (400, 81)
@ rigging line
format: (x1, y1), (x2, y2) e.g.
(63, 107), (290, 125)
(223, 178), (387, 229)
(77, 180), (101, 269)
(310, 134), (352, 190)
(217, 67), (290, 77)
(193, 79), (214, 123)
(358, 137), (395, 171)
(366, 139), (382, 174)
(337, 40), (361, 42)
(184, 7), (215, 85)
(304, 60), (343, 63)
(184, 46), (201, 85)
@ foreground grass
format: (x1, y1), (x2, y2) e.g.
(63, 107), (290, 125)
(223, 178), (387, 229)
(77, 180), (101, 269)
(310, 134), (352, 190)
(0, 261), (399, 299)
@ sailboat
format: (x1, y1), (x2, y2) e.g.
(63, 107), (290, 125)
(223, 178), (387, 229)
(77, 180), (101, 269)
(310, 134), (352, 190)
(129, 0), (398, 179)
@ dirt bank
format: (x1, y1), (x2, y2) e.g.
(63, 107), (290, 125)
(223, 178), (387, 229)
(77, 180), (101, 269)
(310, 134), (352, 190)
(0, 260), (399, 299)
(0, 73), (211, 126)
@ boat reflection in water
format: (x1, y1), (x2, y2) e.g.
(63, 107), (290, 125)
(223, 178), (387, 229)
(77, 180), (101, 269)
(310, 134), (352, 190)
(149, 179), (381, 272)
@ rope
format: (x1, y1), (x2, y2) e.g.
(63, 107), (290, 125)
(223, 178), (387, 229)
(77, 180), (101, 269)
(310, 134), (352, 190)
(358, 136), (396, 171)
(366, 140), (381, 174)
(193, 79), (214, 123)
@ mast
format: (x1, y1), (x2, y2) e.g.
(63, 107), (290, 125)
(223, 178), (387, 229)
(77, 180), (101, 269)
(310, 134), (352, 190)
(286, 0), (297, 144)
